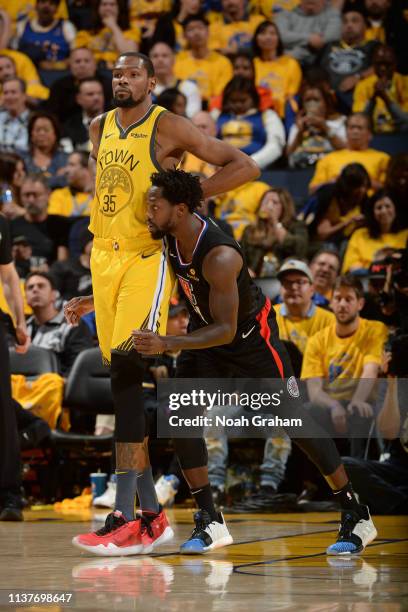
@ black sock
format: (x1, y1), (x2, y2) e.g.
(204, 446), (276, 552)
(333, 481), (363, 515)
(191, 484), (219, 522)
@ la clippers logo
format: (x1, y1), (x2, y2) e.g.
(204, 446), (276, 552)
(287, 376), (300, 398)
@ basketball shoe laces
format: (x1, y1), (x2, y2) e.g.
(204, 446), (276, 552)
(337, 511), (360, 542)
(190, 510), (213, 540)
(96, 511), (127, 536)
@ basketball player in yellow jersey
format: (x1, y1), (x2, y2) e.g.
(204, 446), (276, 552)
(67, 52), (259, 556)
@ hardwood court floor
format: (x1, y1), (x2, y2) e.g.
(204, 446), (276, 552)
(0, 508), (407, 611)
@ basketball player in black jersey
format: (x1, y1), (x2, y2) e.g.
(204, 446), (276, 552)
(132, 169), (377, 556)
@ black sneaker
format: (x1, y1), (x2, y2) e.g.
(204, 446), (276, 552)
(326, 506), (377, 555)
(0, 491), (24, 521)
(227, 488), (298, 514)
(180, 510), (233, 554)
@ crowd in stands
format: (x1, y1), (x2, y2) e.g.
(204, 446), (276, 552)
(0, 0), (407, 515)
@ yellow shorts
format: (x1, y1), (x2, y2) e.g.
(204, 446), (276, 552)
(91, 237), (175, 364)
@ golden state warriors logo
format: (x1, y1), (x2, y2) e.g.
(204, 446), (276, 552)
(97, 148), (138, 217)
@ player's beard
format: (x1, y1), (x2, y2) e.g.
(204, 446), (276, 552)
(150, 228), (166, 239)
(113, 91), (147, 108)
(113, 95), (139, 108)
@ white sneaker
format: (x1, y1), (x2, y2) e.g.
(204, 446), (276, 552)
(326, 506), (377, 555)
(93, 481), (116, 508)
(155, 475), (179, 507)
(180, 510), (233, 554)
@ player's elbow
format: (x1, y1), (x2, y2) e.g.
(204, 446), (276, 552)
(222, 323), (237, 345)
(246, 156), (261, 181)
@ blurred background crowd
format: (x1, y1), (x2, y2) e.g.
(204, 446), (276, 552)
(0, 0), (407, 519)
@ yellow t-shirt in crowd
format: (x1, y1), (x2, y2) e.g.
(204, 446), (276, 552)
(209, 14), (264, 53)
(0, 49), (49, 100)
(365, 23), (385, 43)
(129, 0), (170, 21)
(181, 153), (217, 178)
(0, 0), (67, 33)
(251, 0), (300, 15)
(353, 73), (408, 133)
(174, 50), (233, 101)
(342, 227), (408, 273)
(309, 148), (390, 190)
(254, 55), (302, 117)
(74, 28), (140, 69)
(273, 302), (335, 355)
(0, 279), (32, 317)
(214, 180), (270, 240)
(48, 187), (93, 217)
(301, 318), (388, 400)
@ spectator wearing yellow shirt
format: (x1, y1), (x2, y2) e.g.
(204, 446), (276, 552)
(252, 20), (302, 117)
(342, 190), (408, 274)
(171, 0), (217, 51)
(364, 0), (389, 43)
(129, 0), (171, 39)
(181, 111), (218, 177)
(209, 0), (264, 55)
(251, 0), (300, 15)
(209, 51), (275, 114)
(301, 274), (388, 437)
(48, 152), (93, 217)
(214, 179), (270, 239)
(74, 0), (139, 70)
(0, 52), (49, 103)
(174, 14), (233, 103)
(149, 41), (201, 118)
(273, 258), (335, 355)
(353, 45), (408, 134)
(309, 112), (390, 193)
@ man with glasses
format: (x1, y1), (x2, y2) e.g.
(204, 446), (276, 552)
(274, 259), (335, 355)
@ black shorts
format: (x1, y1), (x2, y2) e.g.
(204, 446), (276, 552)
(176, 298), (294, 380)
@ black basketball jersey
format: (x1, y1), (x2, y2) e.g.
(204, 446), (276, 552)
(167, 214), (265, 329)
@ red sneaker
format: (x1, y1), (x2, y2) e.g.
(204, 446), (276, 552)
(72, 511), (143, 556)
(140, 509), (174, 553)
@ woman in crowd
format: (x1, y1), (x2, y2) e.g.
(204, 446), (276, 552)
(209, 51), (275, 113)
(286, 83), (347, 168)
(23, 112), (68, 190)
(216, 76), (285, 170)
(252, 20), (302, 117)
(74, 0), (139, 70)
(0, 152), (26, 219)
(241, 187), (308, 277)
(342, 190), (408, 273)
(156, 87), (187, 115)
(306, 163), (370, 254)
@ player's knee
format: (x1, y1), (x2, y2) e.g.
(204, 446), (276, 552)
(174, 438), (208, 470)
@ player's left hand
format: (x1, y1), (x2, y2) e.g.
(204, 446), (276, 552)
(347, 400), (373, 419)
(132, 329), (166, 354)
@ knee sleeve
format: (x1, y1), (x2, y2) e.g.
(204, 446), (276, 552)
(173, 437), (208, 470)
(111, 351), (146, 443)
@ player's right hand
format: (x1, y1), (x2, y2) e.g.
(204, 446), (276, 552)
(64, 295), (94, 326)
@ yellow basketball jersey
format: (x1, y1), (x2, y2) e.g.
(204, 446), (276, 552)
(90, 104), (166, 246)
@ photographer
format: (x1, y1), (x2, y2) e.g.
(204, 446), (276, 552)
(363, 247), (408, 333)
(342, 342), (408, 515)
